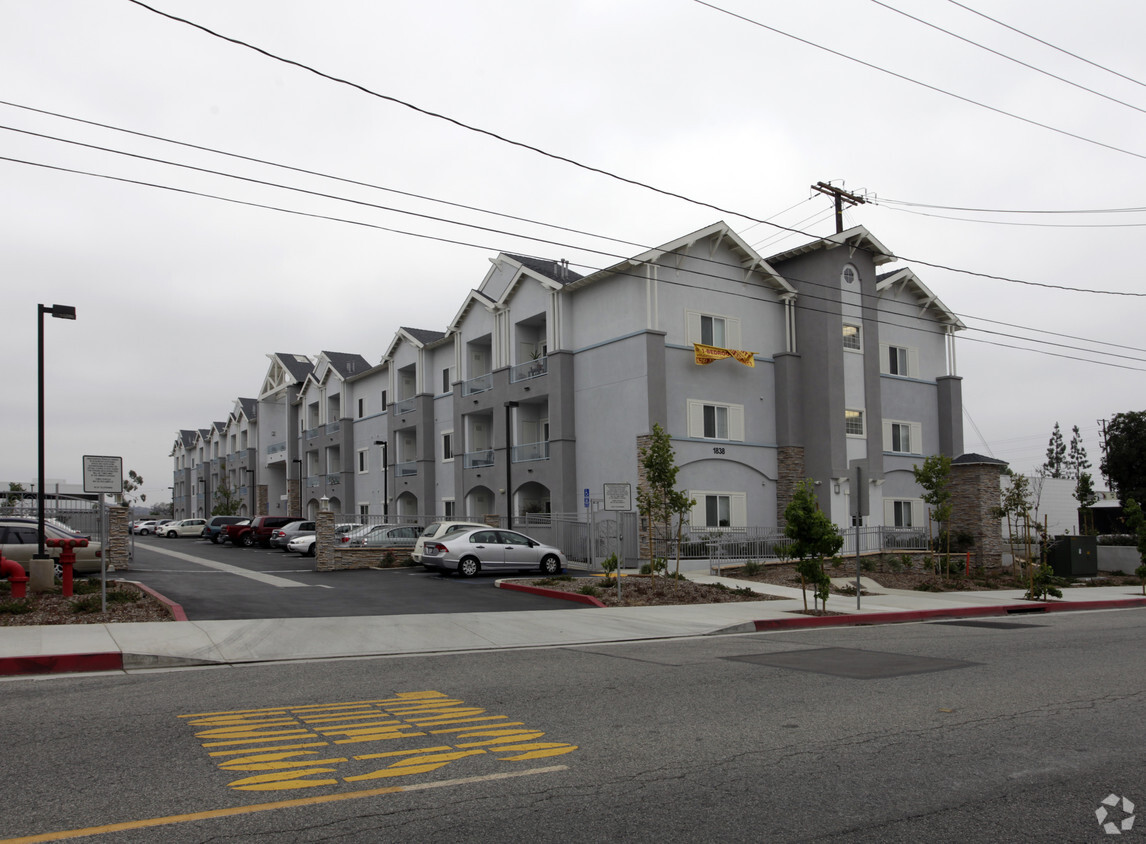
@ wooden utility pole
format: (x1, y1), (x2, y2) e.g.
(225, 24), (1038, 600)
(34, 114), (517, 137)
(811, 181), (867, 233)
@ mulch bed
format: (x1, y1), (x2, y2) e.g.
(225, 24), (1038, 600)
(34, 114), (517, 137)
(0, 580), (174, 626)
(513, 575), (785, 608)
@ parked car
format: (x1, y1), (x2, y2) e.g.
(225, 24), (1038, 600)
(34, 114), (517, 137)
(160, 518), (208, 538)
(420, 527), (565, 577)
(411, 521), (488, 563)
(152, 520), (176, 534)
(231, 516), (299, 548)
(271, 520), (315, 550)
(349, 524), (421, 549)
(202, 515), (247, 544)
(0, 517), (104, 574)
(133, 520), (159, 536)
(220, 519), (252, 546)
(287, 534), (316, 556)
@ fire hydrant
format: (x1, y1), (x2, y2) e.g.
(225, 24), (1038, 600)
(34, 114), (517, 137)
(45, 537), (88, 597)
(0, 554), (28, 599)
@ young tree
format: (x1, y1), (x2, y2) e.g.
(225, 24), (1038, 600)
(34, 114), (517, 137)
(637, 424), (695, 588)
(1122, 499), (1146, 596)
(994, 471), (1033, 576)
(212, 477), (243, 516)
(1041, 422), (1066, 478)
(1074, 472), (1098, 534)
(4, 482), (25, 514)
(784, 479), (843, 611)
(1100, 411), (1146, 507)
(120, 469), (146, 512)
(1068, 425), (1091, 480)
(913, 454), (953, 576)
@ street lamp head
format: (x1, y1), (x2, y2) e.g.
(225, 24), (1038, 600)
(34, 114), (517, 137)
(41, 304), (77, 320)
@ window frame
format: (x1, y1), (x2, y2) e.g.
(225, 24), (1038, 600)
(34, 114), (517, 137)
(842, 322), (862, 352)
(686, 310), (742, 349)
(845, 409), (865, 437)
(687, 399), (745, 442)
(356, 448), (369, 474)
(442, 431), (454, 462)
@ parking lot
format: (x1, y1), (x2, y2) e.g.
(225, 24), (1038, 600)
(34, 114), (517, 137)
(123, 535), (585, 620)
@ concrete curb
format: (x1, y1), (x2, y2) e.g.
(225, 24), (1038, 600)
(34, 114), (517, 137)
(125, 579), (188, 622)
(0, 652), (123, 676)
(496, 580), (606, 608)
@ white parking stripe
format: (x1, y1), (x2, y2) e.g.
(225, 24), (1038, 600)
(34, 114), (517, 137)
(144, 544), (309, 588)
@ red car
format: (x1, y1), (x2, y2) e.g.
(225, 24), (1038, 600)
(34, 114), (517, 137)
(226, 516), (299, 548)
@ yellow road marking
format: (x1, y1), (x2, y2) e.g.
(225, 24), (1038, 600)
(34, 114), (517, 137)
(0, 765), (569, 843)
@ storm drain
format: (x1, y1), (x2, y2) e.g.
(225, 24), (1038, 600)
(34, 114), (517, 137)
(726, 647), (976, 679)
(933, 620), (1044, 630)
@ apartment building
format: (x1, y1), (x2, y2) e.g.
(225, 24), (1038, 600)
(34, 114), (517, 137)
(173, 221), (964, 543)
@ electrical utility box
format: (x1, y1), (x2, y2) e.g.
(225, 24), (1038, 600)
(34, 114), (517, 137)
(1048, 535), (1098, 578)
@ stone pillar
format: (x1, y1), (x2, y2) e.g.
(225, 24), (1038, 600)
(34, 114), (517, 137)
(777, 446), (805, 526)
(107, 506), (131, 571)
(256, 484), (269, 516)
(314, 509), (335, 572)
(949, 454), (1007, 568)
(287, 479), (300, 519)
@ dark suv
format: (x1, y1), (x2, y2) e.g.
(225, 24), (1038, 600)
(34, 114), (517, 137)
(202, 515), (247, 544)
(230, 516), (298, 548)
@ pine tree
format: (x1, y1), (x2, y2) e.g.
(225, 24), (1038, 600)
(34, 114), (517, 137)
(1042, 422), (1066, 478)
(1067, 425), (1091, 481)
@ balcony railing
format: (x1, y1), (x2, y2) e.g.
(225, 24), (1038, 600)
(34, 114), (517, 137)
(512, 441), (550, 463)
(510, 356), (548, 383)
(463, 450), (495, 469)
(306, 477), (320, 488)
(306, 428), (321, 439)
(462, 373), (493, 396)
(327, 421), (341, 434)
(395, 461), (417, 477)
(324, 474), (341, 485)
(395, 397), (417, 415)
(267, 442), (286, 455)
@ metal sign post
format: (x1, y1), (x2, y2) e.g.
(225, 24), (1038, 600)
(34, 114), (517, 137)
(83, 455), (122, 613)
(603, 484), (631, 602)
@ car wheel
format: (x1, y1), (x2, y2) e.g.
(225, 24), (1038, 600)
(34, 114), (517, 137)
(306, 543), (316, 557)
(210, 535), (219, 544)
(458, 557), (480, 578)
(167, 530), (178, 538)
(241, 533), (255, 547)
(53, 560), (63, 579)
(140, 529), (149, 536)
(540, 555), (561, 575)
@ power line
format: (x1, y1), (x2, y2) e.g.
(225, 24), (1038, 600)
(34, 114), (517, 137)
(689, 0), (1146, 162)
(880, 204), (1146, 229)
(945, 0), (1146, 91)
(868, 0), (1146, 118)
(879, 196), (1146, 214)
(122, 0), (1146, 299)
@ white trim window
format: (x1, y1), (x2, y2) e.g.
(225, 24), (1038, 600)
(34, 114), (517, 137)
(357, 397), (365, 419)
(441, 366), (455, 395)
(442, 431), (454, 462)
(356, 448), (369, 474)
(880, 344), (919, 378)
(443, 499), (455, 519)
(884, 498), (921, 528)
(687, 400), (745, 441)
(883, 420), (922, 455)
(686, 311), (741, 348)
(845, 409), (865, 437)
(689, 491), (747, 528)
(843, 322), (862, 351)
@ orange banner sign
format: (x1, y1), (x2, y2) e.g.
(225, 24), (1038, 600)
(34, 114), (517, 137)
(693, 343), (755, 368)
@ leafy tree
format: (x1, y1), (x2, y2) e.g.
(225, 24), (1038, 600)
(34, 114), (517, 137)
(120, 469), (146, 511)
(784, 479), (843, 611)
(149, 501), (174, 518)
(1100, 411), (1146, 507)
(1068, 425), (1091, 480)
(212, 476), (243, 516)
(1122, 499), (1146, 597)
(1041, 422), (1066, 478)
(913, 454), (953, 576)
(994, 471), (1033, 575)
(4, 482), (25, 513)
(637, 424), (696, 586)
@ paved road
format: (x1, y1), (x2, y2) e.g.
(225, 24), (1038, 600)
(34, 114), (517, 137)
(121, 536), (584, 619)
(3, 608), (1143, 842)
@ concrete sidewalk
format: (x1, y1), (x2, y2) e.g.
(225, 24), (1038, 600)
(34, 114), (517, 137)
(3, 575), (1145, 676)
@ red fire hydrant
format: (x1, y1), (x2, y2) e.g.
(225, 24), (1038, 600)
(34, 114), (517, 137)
(0, 554), (28, 599)
(46, 537), (87, 597)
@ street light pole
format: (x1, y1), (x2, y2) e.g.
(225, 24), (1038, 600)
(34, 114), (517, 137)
(374, 441), (388, 520)
(504, 402), (518, 531)
(36, 303), (76, 560)
(292, 458), (303, 518)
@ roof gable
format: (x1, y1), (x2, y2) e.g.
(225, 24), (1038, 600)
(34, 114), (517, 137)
(766, 225), (895, 267)
(876, 267), (964, 329)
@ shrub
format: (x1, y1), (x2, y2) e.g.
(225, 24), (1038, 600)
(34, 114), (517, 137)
(577, 583), (601, 597)
(742, 560), (762, 576)
(70, 595), (103, 613)
(0, 599), (32, 614)
(106, 589), (139, 605)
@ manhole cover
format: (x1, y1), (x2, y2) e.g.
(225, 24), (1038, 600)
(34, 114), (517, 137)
(934, 620), (1043, 630)
(726, 647), (975, 679)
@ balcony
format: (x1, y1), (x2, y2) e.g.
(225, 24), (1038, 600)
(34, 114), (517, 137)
(510, 356), (547, 383)
(464, 450), (495, 469)
(395, 397), (417, 415)
(306, 477), (320, 488)
(395, 461), (418, 477)
(462, 373), (493, 396)
(327, 421), (341, 434)
(511, 441), (550, 463)
(266, 442), (286, 463)
(306, 428), (321, 440)
(324, 474), (341, 486)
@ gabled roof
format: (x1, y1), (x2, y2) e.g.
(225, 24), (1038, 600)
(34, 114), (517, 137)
(321, 351), (371, 380)
(567, 221), (795, 295)
(448, 289), (498, 333)
(953, 453), (1008, 467)
(261, 353), (314, 400)
(875, 267), (965, 329)
(235, 397), (258, 422)
(766, 225), (896, 267)
(274, 352), (314, 383)
(383, 327), (449, 361)
(504, 254), (582, 285)
(178, 429), (197, 448)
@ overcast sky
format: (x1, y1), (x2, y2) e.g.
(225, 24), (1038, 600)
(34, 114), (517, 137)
(3, 0), (1144, 506)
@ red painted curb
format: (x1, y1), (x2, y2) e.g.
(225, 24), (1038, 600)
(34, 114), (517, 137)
(125, 579), (188, 621)
(498, 581), (607, 608)
(751, 598), (1146, 631)
(0, 652), (123, 676)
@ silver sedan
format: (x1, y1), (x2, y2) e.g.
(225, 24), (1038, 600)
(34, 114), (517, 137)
(420, 528), (565, 577)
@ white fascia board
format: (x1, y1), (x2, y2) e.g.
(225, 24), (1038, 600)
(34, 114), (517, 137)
(876, 268), (965, 329)
(447, 289), (497, 333)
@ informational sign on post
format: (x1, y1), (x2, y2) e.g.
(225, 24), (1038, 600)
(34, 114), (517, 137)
(584, 488), (590, 509)
(82, 455), (123, 494)
(603, 483), (631, 512)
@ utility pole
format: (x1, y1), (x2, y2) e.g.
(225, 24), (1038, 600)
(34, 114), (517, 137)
(811, 181), (868, 233)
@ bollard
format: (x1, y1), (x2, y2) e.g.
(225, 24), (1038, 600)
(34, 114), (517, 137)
(0, 554), (28, 599)
(46, 538), (88, 597)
